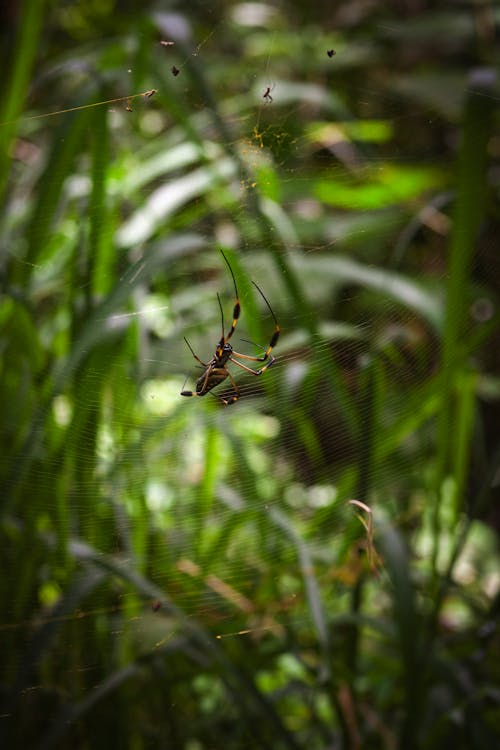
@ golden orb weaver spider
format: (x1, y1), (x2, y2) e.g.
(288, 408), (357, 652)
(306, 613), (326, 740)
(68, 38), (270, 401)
(180, 251), (280, 405)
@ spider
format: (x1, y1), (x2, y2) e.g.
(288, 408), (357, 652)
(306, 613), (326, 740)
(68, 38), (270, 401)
(263, 84), (275, 103)
(180, 252), (280, 405)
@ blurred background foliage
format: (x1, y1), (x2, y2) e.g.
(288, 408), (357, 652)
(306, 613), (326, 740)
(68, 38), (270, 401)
(1, 0), (500, 748)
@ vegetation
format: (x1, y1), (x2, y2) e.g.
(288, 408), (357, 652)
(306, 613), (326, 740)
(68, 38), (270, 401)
(1, 1), (499, 748)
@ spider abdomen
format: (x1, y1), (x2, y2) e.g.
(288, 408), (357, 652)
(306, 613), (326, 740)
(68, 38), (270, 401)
(196, 366), (228, 395)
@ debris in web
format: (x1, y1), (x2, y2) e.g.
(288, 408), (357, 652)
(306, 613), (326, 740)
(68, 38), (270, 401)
(348, 499), (381, 578)
(263, 84), (275, 103)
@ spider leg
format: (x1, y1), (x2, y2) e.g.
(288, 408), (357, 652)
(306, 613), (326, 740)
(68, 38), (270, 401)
(180, 373), (207, 397)
(230, 323), (279, 364)
(229, 355), (275, 376)
(231, 350), (274, 363)
(224, 299), (240, 343)
(180, 371), (197, 398)
(181, 360), (213, 398)
(184, 337), (208, 367)
(220, 369), (240, 405)
(241, 280), (280, 359)
(220, 251), (241, 343)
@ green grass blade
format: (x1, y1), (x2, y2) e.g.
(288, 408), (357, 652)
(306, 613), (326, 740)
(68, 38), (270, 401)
(433, 69), (497, 568)
(0, 0), (47, 204)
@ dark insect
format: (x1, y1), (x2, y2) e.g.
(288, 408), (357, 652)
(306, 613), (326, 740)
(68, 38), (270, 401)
(171, 65), (180, 77)
(262, 84), (274, 103)
(327, 49), (336, 58)
(181, 252), (280, 405)
(151, 599), (161, 612)
(125, 98), (133, 112)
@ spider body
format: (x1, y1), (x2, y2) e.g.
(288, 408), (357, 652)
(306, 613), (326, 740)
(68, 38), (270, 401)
(193, 343), (234, 395)
(181, 252), (279, 405)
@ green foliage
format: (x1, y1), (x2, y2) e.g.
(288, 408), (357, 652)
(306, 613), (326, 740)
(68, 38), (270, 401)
(1, 1), (500, 748)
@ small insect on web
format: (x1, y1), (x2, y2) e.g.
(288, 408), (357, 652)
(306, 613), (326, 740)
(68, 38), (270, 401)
(263, 84), (275, 103)
(180, 251), (280, 405)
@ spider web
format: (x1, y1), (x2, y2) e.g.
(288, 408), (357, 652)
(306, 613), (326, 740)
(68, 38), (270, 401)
(2, 5), (499, 747)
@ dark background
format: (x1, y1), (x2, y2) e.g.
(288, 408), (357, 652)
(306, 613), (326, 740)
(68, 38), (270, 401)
(1, 1), (499, 748)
